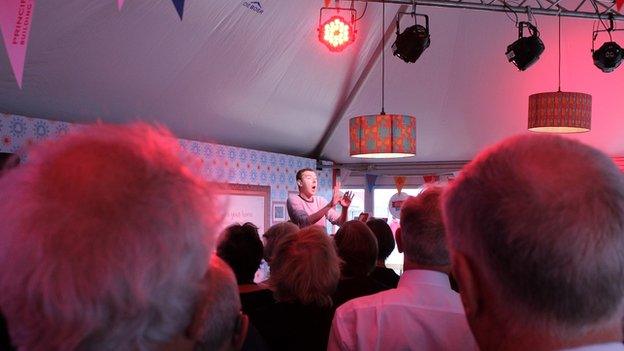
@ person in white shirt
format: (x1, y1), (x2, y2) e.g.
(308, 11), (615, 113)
(328, 186), (478, 351)
(286, 168), (353, 228)
(442, 134), (624, 351)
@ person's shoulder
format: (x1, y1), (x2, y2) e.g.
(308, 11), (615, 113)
(335, 288), (391, 315)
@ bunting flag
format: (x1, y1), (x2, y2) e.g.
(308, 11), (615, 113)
(617, 0), (623, 11)
(365, 174), (378, 193)
(171, 0), (185, 20)
(117, 0), (124, 10)
(339, 167), (351, 185)
(423, 174), (439, 184)
(394, 176), (406, 194)
(0, 0), (35, 88)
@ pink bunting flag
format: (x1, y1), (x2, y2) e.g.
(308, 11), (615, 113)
(117, 0), (124, 10)
(618, 0), (623, 11)
(0, 0), (35, 88)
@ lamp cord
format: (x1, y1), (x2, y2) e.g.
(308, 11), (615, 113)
(381, 1), (386, 115)
(558, 12), (561, 92)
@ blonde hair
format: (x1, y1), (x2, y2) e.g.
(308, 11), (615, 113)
(270, 226), (340, 307)
(262, 221), (299, 263)
(0, 123), (219, 350)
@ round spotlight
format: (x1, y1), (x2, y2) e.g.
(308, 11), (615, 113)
(319, 15), (354, 52)
(392, 24), (431, 63)
(505, 22), (545, 71)
(592, 41), (624, 73)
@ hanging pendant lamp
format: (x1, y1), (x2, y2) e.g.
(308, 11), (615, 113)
(528, 14), (591, 133)
(349, 2), (417, 158)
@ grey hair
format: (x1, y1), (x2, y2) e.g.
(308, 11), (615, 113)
(0, 123), (219, 350)
(442, 134), (624, 334)
(189, 255), (241, 351)
(400, 186), (449, 266)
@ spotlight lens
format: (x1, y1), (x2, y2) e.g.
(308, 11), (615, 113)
(506, 35), (545, 71)
(319, 16), (354, 52)
(593, 41), (624, 73)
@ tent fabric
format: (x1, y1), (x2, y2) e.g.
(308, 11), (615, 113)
(0, 1), (623, 164)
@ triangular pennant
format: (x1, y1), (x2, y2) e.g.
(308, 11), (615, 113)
(365, 174), (378, 193)
(617, 0), (623, 11)
(394, 176), (406, 194)
(117, 0), (124, 10)
(0, 0), (35, 88)
(339, 167), (351, 184)
(171, 0), (185, 20)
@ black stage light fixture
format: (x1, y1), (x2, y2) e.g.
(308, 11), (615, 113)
(506, 22), (545, 71)
(591, 15), (623, 73)
(592, 41), (624, 72)
(392, 12), (430, 63)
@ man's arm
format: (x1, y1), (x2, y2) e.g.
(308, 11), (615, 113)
(328, 191), (354, 226)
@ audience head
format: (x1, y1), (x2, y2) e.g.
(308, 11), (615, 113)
(188, 255), (248, 351)
(270, 226), (340, 307)
(262, 221), (299, 263)
(398, 186), (449, 267)
(443, 134), (624, 349)
(0, 123), (219, 350)
(217, 222), (264, 284)
(366, 218), (395, 263)
(334, 220), (379, 277)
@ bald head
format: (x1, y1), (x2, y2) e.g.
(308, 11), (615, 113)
(443, 134), (624, 338)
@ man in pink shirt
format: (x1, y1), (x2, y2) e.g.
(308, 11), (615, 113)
(286, 168), (353, 228)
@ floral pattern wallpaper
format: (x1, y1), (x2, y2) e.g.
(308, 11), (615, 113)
(0, 113), (333, 226)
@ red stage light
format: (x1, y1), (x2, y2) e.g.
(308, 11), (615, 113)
(319, 16), (354, 52)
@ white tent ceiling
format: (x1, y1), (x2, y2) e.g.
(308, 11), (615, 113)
(0, 0), (623, 165)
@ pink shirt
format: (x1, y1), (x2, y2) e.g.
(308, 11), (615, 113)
(286, 194), (340, 228)
(328, 270), (478, 351)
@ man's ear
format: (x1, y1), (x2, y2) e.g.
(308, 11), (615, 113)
(395, 227), (403, 253)
(451, 251), (480, 320)
(296, 179), (302, 188)
(231, 313), (249, 351)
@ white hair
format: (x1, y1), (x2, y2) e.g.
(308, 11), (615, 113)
(189, 255), (241, 351)
(442, 134), (624, 335)
(0, 123), (220, 350)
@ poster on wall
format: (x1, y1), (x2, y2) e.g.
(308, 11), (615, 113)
(216, 183), (270, 236)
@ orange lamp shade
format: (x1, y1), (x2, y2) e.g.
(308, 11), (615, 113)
(349, 114), (416, 158)
(528, 91), (592, 133)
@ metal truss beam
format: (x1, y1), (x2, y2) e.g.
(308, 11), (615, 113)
(355, 0), (624, 20)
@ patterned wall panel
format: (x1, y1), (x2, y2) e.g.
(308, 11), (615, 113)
(0, 113), (333, 227)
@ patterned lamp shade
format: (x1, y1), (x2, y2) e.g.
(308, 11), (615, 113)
(528, 91), (592, 133)
(349, 114), (416, 158)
